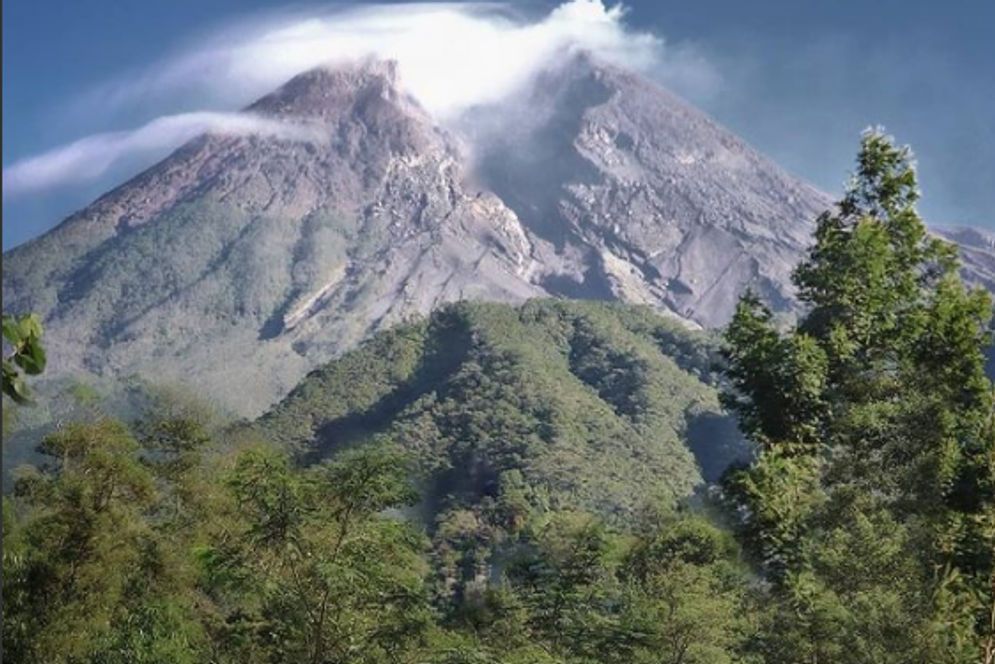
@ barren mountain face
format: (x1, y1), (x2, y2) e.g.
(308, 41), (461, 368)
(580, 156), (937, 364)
(933, 226), (995, 293)
(2, 56), (974, 416)
(466, 55), (832, 326)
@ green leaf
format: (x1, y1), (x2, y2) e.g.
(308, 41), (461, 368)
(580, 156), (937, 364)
(17, 314), (43, 341)
(3, 368), (31, 404)
(15, 340), (46, 375)
(2, 313), (45, 405)
(2, 315), (22, 345)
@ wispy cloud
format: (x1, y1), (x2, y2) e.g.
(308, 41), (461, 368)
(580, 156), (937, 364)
(2, 112), (321, 196)
(81, 1), (668, 119)
(4, 1), (719, 198)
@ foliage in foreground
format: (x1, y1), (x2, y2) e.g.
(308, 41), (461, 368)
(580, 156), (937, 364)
(2, 406), (756, 664)
(721, 129), (995, 663)
(2, 312), (46, 404)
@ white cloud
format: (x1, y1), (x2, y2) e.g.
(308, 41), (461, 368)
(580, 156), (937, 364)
(84, 1), (665, 120)
(2, 112), (322, 196)
(4, 1), (720, 197)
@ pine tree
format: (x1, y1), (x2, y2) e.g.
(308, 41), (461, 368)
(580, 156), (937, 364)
(721, 129), (995, 662)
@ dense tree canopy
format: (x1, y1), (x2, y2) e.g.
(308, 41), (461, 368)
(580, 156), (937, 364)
(721, 129), (995, 662)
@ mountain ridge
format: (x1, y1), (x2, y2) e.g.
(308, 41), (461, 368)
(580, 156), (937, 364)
(4, 59), (546, 414)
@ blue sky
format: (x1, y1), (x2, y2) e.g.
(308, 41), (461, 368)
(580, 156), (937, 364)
(3, 0), (993, 249)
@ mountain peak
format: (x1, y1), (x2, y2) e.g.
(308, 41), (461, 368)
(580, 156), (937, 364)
(247, 58), (411, 121)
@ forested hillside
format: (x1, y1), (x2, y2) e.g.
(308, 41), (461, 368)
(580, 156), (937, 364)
(2, 298), (753, 664)
(255, 299), (742, 518)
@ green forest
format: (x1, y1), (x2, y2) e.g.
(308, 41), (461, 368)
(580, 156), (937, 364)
(2, 133), (993, 663)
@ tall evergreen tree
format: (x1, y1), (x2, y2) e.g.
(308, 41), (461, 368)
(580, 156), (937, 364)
(721, 129), (995, 662)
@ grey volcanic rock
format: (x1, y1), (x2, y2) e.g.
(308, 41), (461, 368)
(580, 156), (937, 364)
(466, 55), (832, 327)
(933, 226), (995, 292)
(5, 56), (986, 416)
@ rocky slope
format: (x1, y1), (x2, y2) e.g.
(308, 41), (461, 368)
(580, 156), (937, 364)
(934, 226), (995, 292)
(465, 54), (831, 326)
(4, 61), (549, 414)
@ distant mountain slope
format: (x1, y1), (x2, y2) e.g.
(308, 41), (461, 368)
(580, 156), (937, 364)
(934, 226), (995, 292)
(3, 61), (545, 415)
(254, 299), (744, 523)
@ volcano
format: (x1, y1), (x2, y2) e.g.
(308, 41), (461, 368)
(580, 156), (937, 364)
(6, 55), (967, 416)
